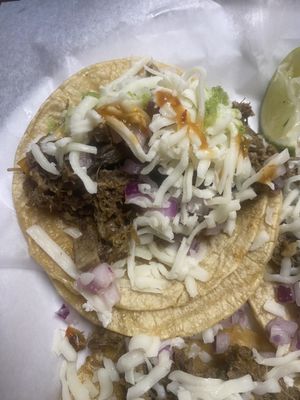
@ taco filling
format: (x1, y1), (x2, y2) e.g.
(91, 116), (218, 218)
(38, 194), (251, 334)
(54, 301), (300, 400)
(13, 58), (290, 328)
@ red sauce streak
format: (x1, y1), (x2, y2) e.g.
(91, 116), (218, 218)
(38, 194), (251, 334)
(156, 91), (208, 150)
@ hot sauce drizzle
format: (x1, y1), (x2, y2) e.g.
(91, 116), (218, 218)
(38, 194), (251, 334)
(156, 91), (208, 150)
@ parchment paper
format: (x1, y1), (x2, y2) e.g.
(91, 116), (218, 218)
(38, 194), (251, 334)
(1, 1), (300, 399)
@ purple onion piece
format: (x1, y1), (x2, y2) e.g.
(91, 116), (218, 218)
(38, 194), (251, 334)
(276, 285), (295, 304)
(266, 317), (298, 347)
(158, 197), (178, 218)
(215, 332), (230, 354)
(56, 304), (70, 320)
(121, 159), (143, 175)
(125, 182), (140, 197)
(76, 263), (114, 295)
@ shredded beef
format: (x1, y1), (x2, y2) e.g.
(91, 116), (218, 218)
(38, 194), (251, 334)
(73, 224), (100, 270)
(245, 126), (278, 173)
(94, 169), (134, 263)
(172, 346), (300, 399)
(232, 100), (255, 124)
(88, 328), (126, 362)
(65, 326), (87, 352)
(272, 233), (299, 272)
(23, 126), (135, 265)
(24, 152), (94, 219)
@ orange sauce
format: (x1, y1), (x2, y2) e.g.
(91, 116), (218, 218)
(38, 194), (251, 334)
(155, 91), (208, 150)
(258, 164), (278, 184)
(97, 104), (150, 135)
(224, 326), (273, 352)
(236, 133), (249, 158)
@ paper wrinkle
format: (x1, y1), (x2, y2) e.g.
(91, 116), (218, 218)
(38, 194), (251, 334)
(1, 1), (300, 399)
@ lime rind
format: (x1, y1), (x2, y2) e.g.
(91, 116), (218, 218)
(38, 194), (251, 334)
(260, 47), (300, 156)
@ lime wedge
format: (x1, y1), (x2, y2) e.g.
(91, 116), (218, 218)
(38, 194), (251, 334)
(260, 47), (300, 156)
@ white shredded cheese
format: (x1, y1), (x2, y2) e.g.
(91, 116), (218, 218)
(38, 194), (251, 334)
(26, 225), (78, 279)
(63, 227), (82, 239)
(69, 151), (97, 194)
(31, 143), (59, 175)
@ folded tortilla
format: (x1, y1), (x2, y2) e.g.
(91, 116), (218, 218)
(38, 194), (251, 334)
(13, 58), (282, 331)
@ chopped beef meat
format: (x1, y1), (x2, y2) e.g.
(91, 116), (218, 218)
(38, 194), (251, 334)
(87, 327), (126, 362)
(246, 127), (278, 173)
(73, 224), (100, 271)
(272, 233), (299, 271)
(232, 100), (255, 124)
(24, 152), (94, 218)
(65, 326), (87, 352)
(23, 127), (135, 265)
(218, 345), (268, 381)
(173, 347), (226, 379)
(172, 346), (300, 399)
(94, 169), (134, 263)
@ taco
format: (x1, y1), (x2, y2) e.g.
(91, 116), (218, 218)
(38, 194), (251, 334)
(13, 57), (287, 334)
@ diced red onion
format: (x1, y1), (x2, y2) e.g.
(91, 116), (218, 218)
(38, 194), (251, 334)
(215, 332), (230, 354)
(76, 263), (114, 294)
(121, 159), (143, 175)
(221, 305), (251, 330)
(266, 317), (298, 347)
(158, 197), (178, 218)
(276, 285), (295, 304)
(294, 282), (300, 306)
(231, 308), (251, 329)
(56, 303), (70, 320)
(102, 282), (120, 307)
(125, 182), (140, 197)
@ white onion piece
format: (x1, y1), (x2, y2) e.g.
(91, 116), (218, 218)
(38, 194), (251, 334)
(26, 225), (78, 279)
(31, 143), (59, 175)
(79, 272), (94, 286)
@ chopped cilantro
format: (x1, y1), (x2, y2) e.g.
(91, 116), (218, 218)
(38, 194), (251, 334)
(204, 86), (229, 128)
(141, 92), (151, 108)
